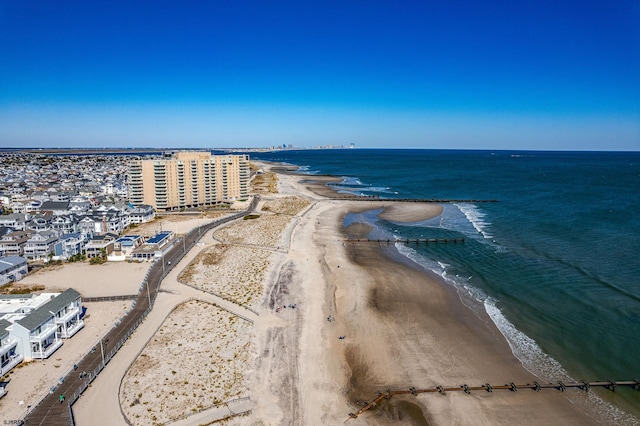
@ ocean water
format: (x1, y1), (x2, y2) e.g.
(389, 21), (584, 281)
(249, 149), (640, 422)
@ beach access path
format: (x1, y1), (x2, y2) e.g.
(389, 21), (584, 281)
(249, 167), (603, 425)
(72, 223), (257, 426)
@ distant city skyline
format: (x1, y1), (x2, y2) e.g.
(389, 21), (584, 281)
(1, 1), (639, 151)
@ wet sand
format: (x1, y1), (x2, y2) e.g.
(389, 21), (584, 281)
(5, 161), (608, 425)
(268, 164), (601, 425)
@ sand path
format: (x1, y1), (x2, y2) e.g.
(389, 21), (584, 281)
(250, 169), (602, 425)
(34, 163), (611, 425)
(73, 224), (258, 426)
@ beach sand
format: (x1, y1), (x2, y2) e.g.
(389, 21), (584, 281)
(5, 163), (608, 425)
(249, 165), (601, 425)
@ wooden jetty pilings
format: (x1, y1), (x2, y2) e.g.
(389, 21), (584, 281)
(347, 380), (640, 419)
(331, 195), (499, 203)
(346, 238), (465, 244)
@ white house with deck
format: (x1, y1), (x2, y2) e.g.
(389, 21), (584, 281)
(0, 318), (23, 376)
(7, 288), (83, 360)
(0, 256), (28, 286)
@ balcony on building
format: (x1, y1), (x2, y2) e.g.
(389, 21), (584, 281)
(0, 325), (23, 375)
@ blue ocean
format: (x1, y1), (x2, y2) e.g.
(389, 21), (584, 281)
(249, 149), (640, 421)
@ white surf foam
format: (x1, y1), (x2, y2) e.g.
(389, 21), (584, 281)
(340, 176), (363, 186)
(485, 298), (638, 425)
(394, 244), (638, 425)
(484, 298), (568, 379)
(455, 203), (493, 239)
(295, 165), (319, 175)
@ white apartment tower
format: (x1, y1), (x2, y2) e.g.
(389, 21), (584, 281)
(128, 152), (250, 211)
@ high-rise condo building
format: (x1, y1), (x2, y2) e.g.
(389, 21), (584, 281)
(128, 152), (250, 211)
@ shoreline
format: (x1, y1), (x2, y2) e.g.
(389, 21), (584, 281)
(4, 160), (633, 425)
(267, 162), (607, 425)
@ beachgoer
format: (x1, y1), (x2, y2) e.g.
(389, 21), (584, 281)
(59, 394), (65, 404)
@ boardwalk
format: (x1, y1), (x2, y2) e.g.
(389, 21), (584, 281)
(24, 198), (259, 426)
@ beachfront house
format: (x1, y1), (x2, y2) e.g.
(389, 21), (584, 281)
(12, 304), (63, 360)
(0, 256), (28, 286)
(109, 235), (145, 261)
(23, 231), (59, 261)
(52, 232), (85, 260)
(0, 319), (23, 376)
(48, 288), (84, 338)
(130, 231), (174, 261)
(7, 289), (83, 360)
(84, 232), (118, 259)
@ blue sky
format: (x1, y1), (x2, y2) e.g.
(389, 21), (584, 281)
(1, 0), (639, 150)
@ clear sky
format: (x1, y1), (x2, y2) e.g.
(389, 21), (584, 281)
(1, 0), (639, 150)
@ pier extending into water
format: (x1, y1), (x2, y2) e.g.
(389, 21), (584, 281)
(347, 380), (640, 419)
(331, 195), (499, 203)
(346, 238), (465, 244)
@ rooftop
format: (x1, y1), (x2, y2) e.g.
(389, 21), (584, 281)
(147, 231), (172, 245)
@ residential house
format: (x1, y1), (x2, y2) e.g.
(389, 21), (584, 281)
(130, 231), (174, 261)
(23, 231), (59, 261)
(0, 319), (23, 376)
(26, 214), (53, 233)
(84, 232), (118, 259)
(50, 214), (78, 235)
(129, 204), (155, 224)
(0, 193), (11, 206)
(11, 299), (63, 359)
(78, 216), (98, 236)
(24, 200), (43, 214)
(48, 288), (84, 339)
(0, 288), (84, 364)
(0, 213), (26, 231)
(53, 233), (85, 260)
(104, 212), (130, 234)
(0, 231), (33, 257)
(68, 200), (91, 214)
(29, 191), (49, 202)
(38, 200), (71, 216)
(9, 200), (26, 214)
(76, 212), (125, 236)
(48, 191), (71, 202)
(12, 314), (61, 360)
(0, 256), (28, 286)
(109, 235), (144, 261)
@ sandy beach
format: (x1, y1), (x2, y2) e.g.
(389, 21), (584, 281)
(3, 163), (608, 425)
(248, 164), (601, 425)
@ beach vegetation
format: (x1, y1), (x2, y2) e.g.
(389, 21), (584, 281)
(0, 283), (45, 294)
(67, 253), (86, 262)
(120, 300), (251, 424)
(243, 214), (260, 220)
